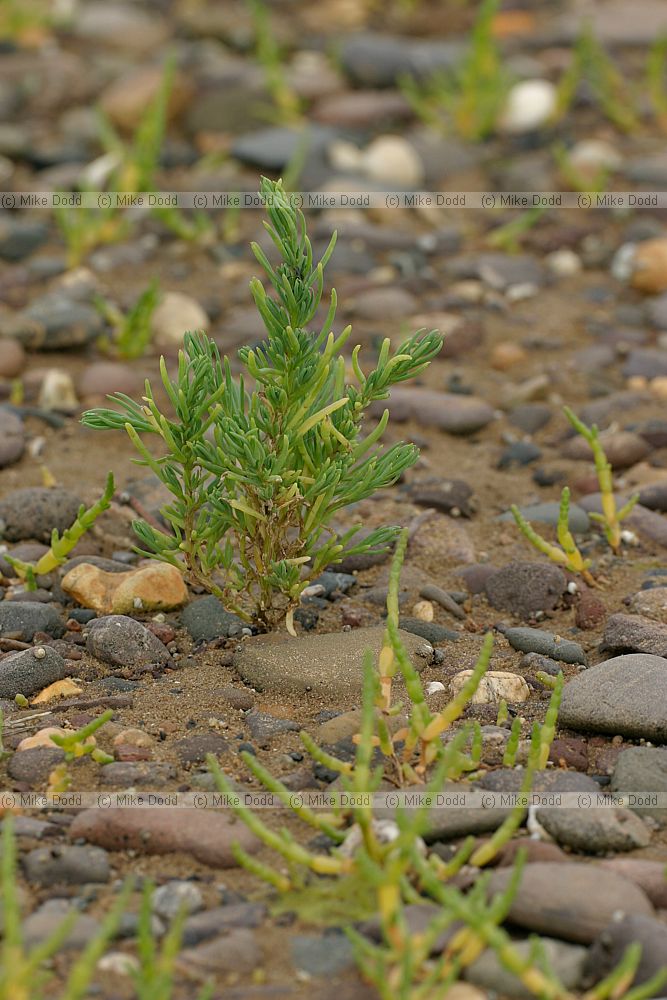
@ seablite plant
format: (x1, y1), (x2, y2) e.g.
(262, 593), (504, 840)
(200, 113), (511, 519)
(83, 178), (443, 630)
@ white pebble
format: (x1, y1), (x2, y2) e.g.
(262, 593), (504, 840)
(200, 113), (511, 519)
(499, 79), (557, 134)
(546, 249), (582, 277)
(361, 135), (424, 186)
(426, 681), (446, 695)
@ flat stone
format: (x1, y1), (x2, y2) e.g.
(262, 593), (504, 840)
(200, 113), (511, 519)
(152, 881), (203, 921)
(340, 33), (464, 87)
(485, 562), (567, 617)
(0, 646), (67, 698)
(560, 431), (650, 470)
(610, 747), (667, 823)
(4, 296), (103, 350)
(0, 487), (82, 542)
(374, 783), (513, 841)
(602, 614), (667, 656)
(234, 626), (433, 698)
(23, 899), (103, 950)
(486, 863), (653, 944)
(231, 125), (335, 172)
(504, 627), (587, 665)
(398, 618), (459, 643)
(245, 711), (299, 746)
(68, 808), (259, 868)
(22, 845), (110, 886)
(0, 602), (64, 640)
(559, 654), (667, 741)
(86, 615), (171, 667)
(291, 933), (355, 976)
(498, 502), (590, 534)
(177, 928), (260, 976)
(583, 916), (667, 993)
(630, 587), (667, 623)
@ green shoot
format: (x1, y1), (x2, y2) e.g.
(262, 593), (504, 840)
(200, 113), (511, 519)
(511, 487), (594, 584)
(564, 406), (639, 552)
(5, 474), (115, 589)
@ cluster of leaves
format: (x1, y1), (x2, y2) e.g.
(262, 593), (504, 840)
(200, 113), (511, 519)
(82, 177), (443, 629)
(207, 531), (663, 1000)
(47, 710), (115, 793)
(512, 407), (639, 582)
(4, 474), (115, 590)
(0, 816), (213, 1000)
(401, 0), (512, 141)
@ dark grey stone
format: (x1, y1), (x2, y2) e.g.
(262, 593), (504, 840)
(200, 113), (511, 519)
(0, 487), (82, 542)
(181, 596), (246, 642)
(22, 845), (110, 886)
(86, 615), (171, 667)
(504, 627), (586, 665)
(0, 601), (64, 640)
(0, 646), (67, 698)
(485, 562), (567, 617)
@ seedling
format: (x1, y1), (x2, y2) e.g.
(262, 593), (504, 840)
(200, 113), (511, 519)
(401, 0), (512, 141)
(511, 487), (595, 585)
(54, 183), (129, 269)
(95, 280), (161, 360)
(487, 204), (547, 252)
(5, 474), (115, 590)
(553, 141), (611, 195)
(564, 407), (639, 552)
(82, 179), (443, 630)
(48, 709), (114, 792)
(555, 22), (639, 133)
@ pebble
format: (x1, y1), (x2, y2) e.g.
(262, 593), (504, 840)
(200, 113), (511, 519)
(3, 295), (103, 350)
(290, 933), (355, 976)
(152, 881), (204, 921)
(308, 571), (357, 598)
(503, 627), (587, 665)
(62, 562), (188, 614)
(77, 362), (144, 400)
(498, 501), (590, 534)
(177, 928), (260, 976)
(218, 684), (254, 711)
(100, 65), (192, 131)
(181, 596), (247, 641)
(0, 409), (24, 469)
(486, 863), (653, 944)
(361, 135), (424, 186)
(449, 670), (529, 704)
(0, 487), (82, 543)
(628, 238), (667, 294)
(406, 479), (475, 517)
(379, 782), (513, 841)
(181, 902), (266, 946)
(340, 33), (464, 87)
(623, 347), (667, 379)
(508, 403), (552, 434)
(245, 710), (299, 746)
(353, 287), (416, 321)
(7, 746), (65, 785)
(0, 601), (64, 640)
(235, 626), (433, 698)
(485, 562), (567, 617)
(602, 613), (667, 656)
(100, 762), (176, 787)
(498, 79), (557, 134)
(537, 806), (650, 855)
(636, 480), (667, 510)
(548, 736), (589, 769)
(0, 646), (67, 698)
(22, 845), (110, 886)
(381, 387), (495, 435)
(0, 218), (48, 262)
(496, 441), (541, 469)
(75, 2), (167, 49)
(458, 564), (496, 595)
(610, 747), (667, 823)
(69, 808), (259, 868)
(409, 514), (476, 565)
(466, 938), (585, 998)
(150, 292), (209, 351)
(23, 899), (103, 950)
(598, 859), (667, 908)
(398, 618), (458, 643)
(559, 653), (667, 741)
(583, 915), (667, 992)
(175, 733), (228, 764)
(313, 90), (411, 127)
(560, 431), (650, 469)
(0, 339), (26, 378)
(86, 615), (172, 667)
(630, 587), (667, 623)
(575, 591), (608, 630)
